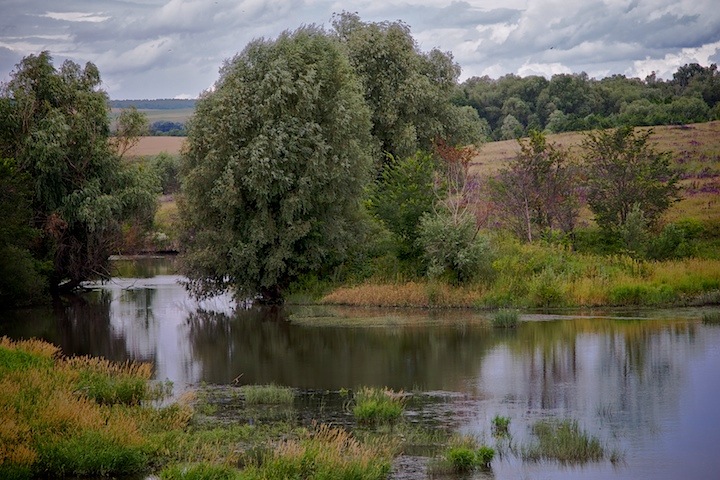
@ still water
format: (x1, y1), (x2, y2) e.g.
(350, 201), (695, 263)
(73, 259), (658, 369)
(1, 257), (719, 479)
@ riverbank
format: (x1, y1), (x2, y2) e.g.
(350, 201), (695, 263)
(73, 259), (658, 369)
(317, 250), (720, 309)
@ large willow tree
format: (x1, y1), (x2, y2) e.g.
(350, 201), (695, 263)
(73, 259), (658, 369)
(0, 52), (158, 295)
(180, 27), (373, 303)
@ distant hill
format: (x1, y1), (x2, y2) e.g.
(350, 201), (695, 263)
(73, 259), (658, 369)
(109, 99), (196, 110)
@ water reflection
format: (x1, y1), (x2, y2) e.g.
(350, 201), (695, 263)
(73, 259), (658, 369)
(1, 258), (719, 479)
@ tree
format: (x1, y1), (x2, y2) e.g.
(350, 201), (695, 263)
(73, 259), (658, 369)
(0, 52), (159, 293)
(365, 151), (437, 262)
(490, 130), (579, 242)
(111, 106), (149, 158)
(332, 12), (484, 164)
(180, 27), (373, 303)
(583, 126), (679, 232)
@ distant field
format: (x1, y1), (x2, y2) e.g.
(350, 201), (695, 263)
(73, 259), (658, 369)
(111, 107), (195, 126)
(127, 136), (185, 157)
(473, 121), (720, 224)
(130, 121), (719, 222)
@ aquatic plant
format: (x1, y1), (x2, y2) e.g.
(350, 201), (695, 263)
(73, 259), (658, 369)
(430, 435), (494, 474)
(239, 384), (294, 405)
(492, 309), (519, 328)
(702, 310), (720, 324)
(352, 387), (406, 425)
(492, 415), (511, 436)
(522, 419), (604, 464)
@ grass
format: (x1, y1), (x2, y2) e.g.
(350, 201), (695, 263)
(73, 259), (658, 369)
(702, 311), (720, 324)
(0, 337), (190, 479)
(492, 415), (511, 435)
(239, 384), (294, 405)
(522, 419), (605, 464)
(492, 309), (519, 328)
(321, 245), (720, 309)
(352, 387), (406, 426)
(429, 435), (495, 474)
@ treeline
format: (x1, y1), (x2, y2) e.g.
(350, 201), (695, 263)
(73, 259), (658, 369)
(457, 64), (720, 140)
(109, 98), (196, 109)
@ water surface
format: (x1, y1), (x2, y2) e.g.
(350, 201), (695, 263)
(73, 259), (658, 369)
(1, 257), (719, 479)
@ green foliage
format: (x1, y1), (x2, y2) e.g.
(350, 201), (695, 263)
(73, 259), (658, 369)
(150, 152), (181, 195)
(353, 387), (406, 425)
(240, 385), (294, 405)
(0, 158), (48, 307)
(0, 52), (160, 293)
(492, 415), (511, 436)
(492, 309), (519, 328)
(181, 27), (373, 303)
(583, 126), (679, 232)
(332, 12), (484, 164)
(112, 106), (149, 158)
(416, 210), (494, 284)
(523, 419), (604, 464)
(619, 203), (649, 258)
(366, 151), (437, 262)
(434, 437), (494, 473)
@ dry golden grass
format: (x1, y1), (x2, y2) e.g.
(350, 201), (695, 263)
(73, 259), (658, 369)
(472, 121), (720, 176)
(321, 281), (485, 308)
(126, 136), (185, 157)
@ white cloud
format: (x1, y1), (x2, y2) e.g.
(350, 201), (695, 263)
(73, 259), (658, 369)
(42, 12), (110, 23)
(631, 41), (720, 79)
(1, 0), (719, 98)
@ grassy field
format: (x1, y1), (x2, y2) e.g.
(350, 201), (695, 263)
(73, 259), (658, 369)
(110, 107), (195, 125)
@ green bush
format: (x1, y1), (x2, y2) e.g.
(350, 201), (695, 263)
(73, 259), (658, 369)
(608, 284), (676, 305)
(417, 210), (495, 284)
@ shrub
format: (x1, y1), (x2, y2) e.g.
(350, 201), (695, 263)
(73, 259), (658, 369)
(492, 309), (519, 328)
(417, 210), (495, 284)
(352, 387), (406, 425)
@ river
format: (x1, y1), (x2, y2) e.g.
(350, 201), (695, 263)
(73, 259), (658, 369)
(1, 256), (719, 479)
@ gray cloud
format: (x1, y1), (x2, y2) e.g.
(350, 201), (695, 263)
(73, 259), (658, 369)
(1, 0), (718, 98)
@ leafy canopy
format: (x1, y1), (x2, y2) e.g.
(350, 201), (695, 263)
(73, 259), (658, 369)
(583, 126), (679, 232)
(180, 27), (373, 303)
(0, 51), (159, 292)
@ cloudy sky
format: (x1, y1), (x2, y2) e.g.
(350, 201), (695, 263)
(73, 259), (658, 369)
(1, 0), (719, 99)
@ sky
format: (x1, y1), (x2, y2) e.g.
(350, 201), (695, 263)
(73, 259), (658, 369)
(1, 0), (719, 100)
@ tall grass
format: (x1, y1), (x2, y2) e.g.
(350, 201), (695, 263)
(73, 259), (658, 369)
(235, 424), (392, 480)
(430, 435), (495, 474)
(492, 309), (519, 328)
(239, 385), (294, 405)
(522, 419), (604, 464)
(0, 337), (190, 479)
(322, 241), (720, 309)
(353, 387), (406, 426)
